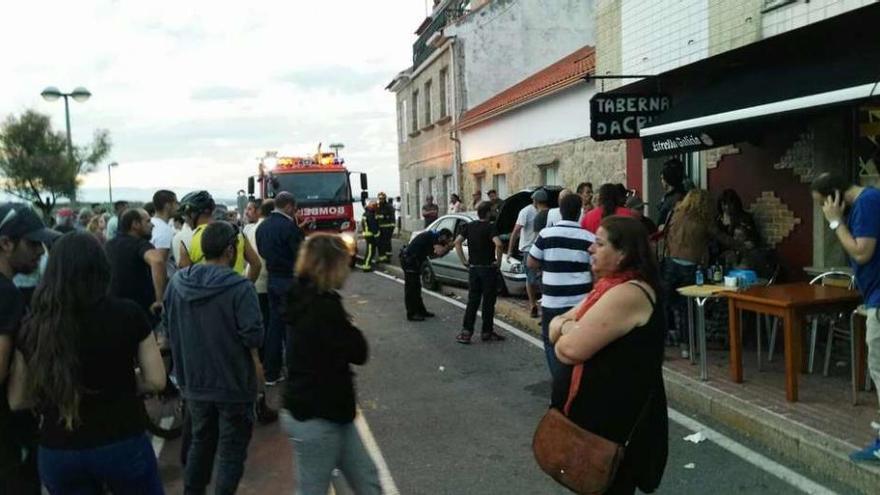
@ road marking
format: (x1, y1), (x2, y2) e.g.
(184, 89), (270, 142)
(151, 416), (175, 457)
(354, 407), (400, 495)
(370, 271), (837, 495)
(668, 409), (837, 495)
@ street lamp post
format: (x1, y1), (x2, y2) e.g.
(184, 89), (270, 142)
(40, 86), (92, 162)
(107, 161), (118, 205)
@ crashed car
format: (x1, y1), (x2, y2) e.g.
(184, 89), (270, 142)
(410, 186), (562, 296)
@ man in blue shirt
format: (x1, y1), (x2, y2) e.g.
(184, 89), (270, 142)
(255, 192), (305, 385)
(812, 172), (880, 462)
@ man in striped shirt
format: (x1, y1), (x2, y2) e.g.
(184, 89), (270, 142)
(527, 193), (594, 379)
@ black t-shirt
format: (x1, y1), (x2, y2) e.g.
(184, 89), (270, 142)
(0, 274), (25, 469)
(23, 297), (152, 449)
(462, 220), (498, 266)
(106, 234), (155, 316)
(405, 230), (438, 266)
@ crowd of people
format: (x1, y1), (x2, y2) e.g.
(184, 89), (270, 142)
(1, 159), (878, 494)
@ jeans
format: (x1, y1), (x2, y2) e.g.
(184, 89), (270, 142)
(265, 275), (292, 381)
(258, 292), (269, 335)
(867, 308), (880, 412)
(38, 433), (163, 495)
(661, 258), (697, 346)
(280, 411), (381, 495)
(540, 305), (572, 380)
(185, 400), (255, 495)
(462, 266), (498, 335)
(404, 267), (427, 317)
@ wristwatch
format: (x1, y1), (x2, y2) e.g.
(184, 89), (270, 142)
(829, 220), (840, 231)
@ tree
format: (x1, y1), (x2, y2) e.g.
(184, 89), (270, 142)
(0, 110), (111, 219)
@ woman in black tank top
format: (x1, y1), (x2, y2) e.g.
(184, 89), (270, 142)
(548, 216), (669, 494)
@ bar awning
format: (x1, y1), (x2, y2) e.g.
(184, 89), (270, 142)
(623, 4), (880, 157)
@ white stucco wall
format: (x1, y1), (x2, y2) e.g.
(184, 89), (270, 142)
(447, 0), (596, 110)
(620, 0), (710, 76)
(460, 82), (596, 163)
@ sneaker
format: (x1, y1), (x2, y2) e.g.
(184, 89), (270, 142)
(422, 311), (436, 318)
(456, 331), (472, 345)
(482, 332), (506, 342)
(849, 437), (880, 462)
(407, 314), (426, 322)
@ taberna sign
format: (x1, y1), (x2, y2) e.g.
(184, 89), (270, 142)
(590, 93), (671, 141)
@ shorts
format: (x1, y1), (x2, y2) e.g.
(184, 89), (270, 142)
(523, 251), (540, 285)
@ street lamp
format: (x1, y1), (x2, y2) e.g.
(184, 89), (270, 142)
(329, 142), (345, 159)
(107, 161), (118, 205)
(40, 86), (92, 161)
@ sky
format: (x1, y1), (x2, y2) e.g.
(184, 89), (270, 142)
(1, 0), (428, 204)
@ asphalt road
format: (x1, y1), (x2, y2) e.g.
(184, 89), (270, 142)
(155, 269), (846, 493)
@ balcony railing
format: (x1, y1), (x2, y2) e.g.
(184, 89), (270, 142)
(412, 0), (472, 68)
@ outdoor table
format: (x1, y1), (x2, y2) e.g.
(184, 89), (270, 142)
(677, 284), (729, 381)
(851, 305), (870, 404)
(726, 282), (862, 402)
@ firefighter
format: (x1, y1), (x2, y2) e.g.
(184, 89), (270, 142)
(357, 200), (380, 272)
(376, 192), (395, 262)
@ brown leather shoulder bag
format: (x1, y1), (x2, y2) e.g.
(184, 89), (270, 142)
(532, 364), (652, 494)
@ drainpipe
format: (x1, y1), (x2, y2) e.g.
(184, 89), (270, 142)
(448, 37), (461, 195)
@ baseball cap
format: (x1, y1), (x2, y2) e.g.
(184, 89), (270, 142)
(0, 204), (61, 244)
(531, 188), (548, 203)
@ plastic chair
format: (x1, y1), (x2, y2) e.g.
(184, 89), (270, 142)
(755, 263), (780, 371)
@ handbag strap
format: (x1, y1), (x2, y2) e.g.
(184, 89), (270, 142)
(562, 365), (655, 448)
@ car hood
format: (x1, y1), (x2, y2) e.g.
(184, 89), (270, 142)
(495, 186), (562, 235)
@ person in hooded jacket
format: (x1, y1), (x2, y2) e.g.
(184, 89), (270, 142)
(163, 221), (265, 494)
(280, 233), (381, 495)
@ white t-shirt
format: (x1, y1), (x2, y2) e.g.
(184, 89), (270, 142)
(243, 220), (269, 294)
(515, 204), (538, 252)
(151, 216), (176, 276)
(546, 208), (562, 229)
(172, 223), (193, 268)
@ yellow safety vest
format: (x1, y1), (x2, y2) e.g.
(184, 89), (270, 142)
(189, 224), (247, 275)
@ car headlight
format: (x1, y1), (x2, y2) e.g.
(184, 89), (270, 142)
(507, 258), (525, 274)
(340, 233), (356, 255)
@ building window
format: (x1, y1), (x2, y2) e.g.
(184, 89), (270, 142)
(416, 179), (424, 212)
(474, 173), (485, 207)
(411, 90), (419, 133)
(540, 164), (559, 186)
(761, 0), (797, 13)
(400, 100), (408, 143)
(405, 181), (412, 217)
(492, 174), (508, 198)
(442, 174), (453, 212)
(423, 79), (433, 126)
(439, 68), (448, 119)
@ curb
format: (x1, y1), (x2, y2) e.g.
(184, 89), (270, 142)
(663, 368), (880, 495)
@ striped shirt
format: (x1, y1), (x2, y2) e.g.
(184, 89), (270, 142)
(528, 220), (594, 309)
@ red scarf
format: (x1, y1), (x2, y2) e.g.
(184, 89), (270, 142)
(574, 269), (641, 320)
(564, 269), (641, 415)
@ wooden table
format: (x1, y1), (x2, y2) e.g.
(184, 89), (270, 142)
(678, 284), (730, 380)
(726, 283), (862, 402)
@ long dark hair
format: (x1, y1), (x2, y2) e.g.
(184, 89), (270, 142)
(22, 232), (111, 430)
(597, 183), (622, 219)
(600, 216), (660, 293)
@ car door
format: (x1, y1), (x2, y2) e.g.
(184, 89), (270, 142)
(430, 216), (463, 281)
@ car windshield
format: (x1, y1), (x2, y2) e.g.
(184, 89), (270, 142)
(270, 172), (351, 206)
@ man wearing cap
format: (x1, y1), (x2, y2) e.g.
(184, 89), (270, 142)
(376, 192), (395, 262)
(1, 203), (58, 493)
(54, 207), (76, 234)
(508, 189), (548, 318)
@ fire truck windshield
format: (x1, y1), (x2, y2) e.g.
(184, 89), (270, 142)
(270, 171), (351, 205)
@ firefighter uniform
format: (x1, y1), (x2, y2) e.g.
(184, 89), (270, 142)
(376, 194), (395, 262)
(357, 203), (380, 272)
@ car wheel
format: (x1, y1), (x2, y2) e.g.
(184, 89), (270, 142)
(421, 262), (439, 291)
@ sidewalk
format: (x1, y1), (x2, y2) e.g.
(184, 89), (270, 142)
(370, 261), (880, 494)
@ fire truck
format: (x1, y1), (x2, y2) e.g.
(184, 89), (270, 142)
(247, 148), (368, 251)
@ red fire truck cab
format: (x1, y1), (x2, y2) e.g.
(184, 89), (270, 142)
(247, 151), (368, 252)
